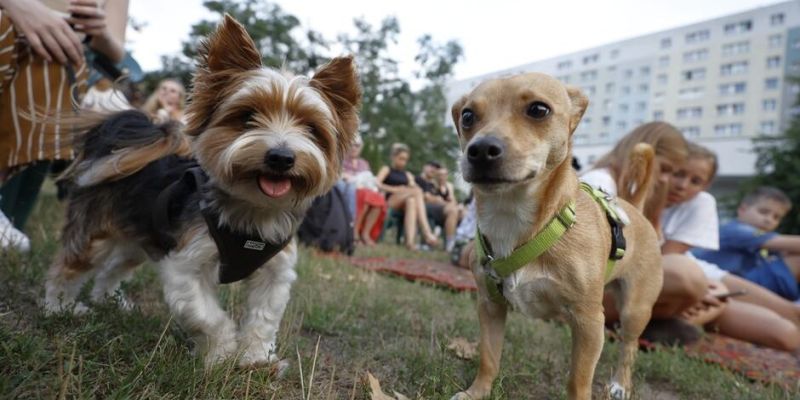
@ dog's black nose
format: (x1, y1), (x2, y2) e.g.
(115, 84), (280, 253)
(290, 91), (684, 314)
(265, 148), (295, 172)
(467, 137), (504, 167)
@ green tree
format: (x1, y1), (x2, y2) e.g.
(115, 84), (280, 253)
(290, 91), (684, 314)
(741, 78), (800, 233)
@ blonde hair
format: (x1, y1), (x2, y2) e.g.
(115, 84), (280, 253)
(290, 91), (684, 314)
(593, 122), (687, 228)
(390, 142), (410, 157)
(142, 79), (186, 122)
(687, 141), (718, 182)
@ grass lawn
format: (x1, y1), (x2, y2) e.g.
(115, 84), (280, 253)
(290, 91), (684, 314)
(1, 190), (797, 399)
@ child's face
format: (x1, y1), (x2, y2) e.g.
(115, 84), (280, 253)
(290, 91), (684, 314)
(667, 157), (713, 206)
(737, 198), (790, 232)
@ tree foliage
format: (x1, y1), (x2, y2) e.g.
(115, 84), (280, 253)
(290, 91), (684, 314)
(141, 0), (463, 175)
(741, 78), (800, 233)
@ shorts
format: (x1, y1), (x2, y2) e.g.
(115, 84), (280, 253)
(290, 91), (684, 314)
(743, 257), (800, 301)
(687, 253), (729, 281)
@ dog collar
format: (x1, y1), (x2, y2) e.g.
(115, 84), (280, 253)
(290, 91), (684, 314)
(476, 183), (627, 304)
(153, 167), (291, 284)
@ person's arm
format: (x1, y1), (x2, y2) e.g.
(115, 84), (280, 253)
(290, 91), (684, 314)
(69, 0), (128, 63)
(444, 182), (457, 205)
(662, 240), (692, 254)
(375, 166), (400, 194)
(406, 172), (418, 188)
(0, 0), (83, 65)
(762, 234), (800, 254)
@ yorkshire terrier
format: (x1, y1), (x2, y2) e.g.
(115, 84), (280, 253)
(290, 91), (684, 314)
(43, 15), (361, 368)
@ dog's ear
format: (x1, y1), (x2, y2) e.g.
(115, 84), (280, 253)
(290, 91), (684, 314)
(310, 56), (362, 159)
(565, 86), (589, 134)
(450, 96), (467, 136)
(204, 14), (262, 73)
(184, 14), (262, 136)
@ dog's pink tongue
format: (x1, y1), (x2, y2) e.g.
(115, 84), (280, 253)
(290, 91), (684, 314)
(258, 176), (292, 198)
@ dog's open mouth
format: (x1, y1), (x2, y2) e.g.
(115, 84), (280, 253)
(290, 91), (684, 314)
(258, 175), (292, 198)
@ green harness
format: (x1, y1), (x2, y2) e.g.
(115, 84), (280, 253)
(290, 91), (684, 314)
(475, 182), (627, 304)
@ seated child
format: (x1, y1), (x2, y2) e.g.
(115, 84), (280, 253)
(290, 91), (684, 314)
(663, 144), (800, 351)
(694, 187), (800, 301)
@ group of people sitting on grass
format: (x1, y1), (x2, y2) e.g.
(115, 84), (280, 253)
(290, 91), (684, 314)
(339, 138), (466, 252)
(579, 122), (800, 352)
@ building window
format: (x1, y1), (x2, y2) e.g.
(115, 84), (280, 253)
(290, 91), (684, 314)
(582, 54), (599, 65)
(677, 107), (703, 119)
(681, 126), (701, 138)
(767, 56), (781, 69)
(605, 82), (615, 93)
(580, 70), (598, 81)
(657, 74), (668, 85)
(610, 49), (620, 59)
(638, 84), (649, 93)
(653, 111), (664, 121)
(714, 123), (743, 137)
(557, 60), (572, 70)
(679, 86), (705, 99)
(682, 68), (706, 81)
(653, 92), (665, 101)
(603, 99), (613, 111)
(719, 82), (746, 95)
(556, 75), (571, 84)
(720, 61), (748, 76)
(717, 102), (745, 116)
(574, 134), (589, 145)
(583, 85), (596, 96)
(640, 66), (650, 76)
(769, 34), (783, 49)
(602, 116), (611, 126)
(636, 101), (646, 112)
(658, 56), (670, 67)
(621, 86), (631, 95)
(722, 41), (750, 56)
(683, 48), (709, 62)
(623, 69), (633, 78)
(760, 121), (776, 134)
(686, 29), (710, 43)
(765, 78), (779, 90)
(763, 99), (777, 111)
(616, 121), (627, 130)
(770, 13), (784, 26)
(660, 38), (672, 49)
(619, 103), (629, 112)
(724, 20), (752, 35)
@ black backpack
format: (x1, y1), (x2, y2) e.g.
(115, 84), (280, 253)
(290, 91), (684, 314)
(298, 185), (355, 255)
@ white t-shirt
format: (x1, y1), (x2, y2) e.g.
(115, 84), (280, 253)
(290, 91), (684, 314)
(662, 191), (728, 280)
(661, 192), (719, 251)
(579, 168), (617, 196)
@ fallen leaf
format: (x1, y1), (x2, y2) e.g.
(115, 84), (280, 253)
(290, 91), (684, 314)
(366, 372), (412, 400)
(447, 337), (478, 360)
(319, 273), (332, 280)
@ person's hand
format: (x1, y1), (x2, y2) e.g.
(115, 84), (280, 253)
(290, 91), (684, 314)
(0, 0), (83, 65)
(66, 0), (108, 38)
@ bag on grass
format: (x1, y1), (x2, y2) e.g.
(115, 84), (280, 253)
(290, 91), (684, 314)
(298, 185), (355, 255)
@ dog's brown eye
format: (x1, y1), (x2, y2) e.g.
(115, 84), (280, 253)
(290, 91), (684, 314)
(527, 102), (550, 119)
(461, 109), (476, 129)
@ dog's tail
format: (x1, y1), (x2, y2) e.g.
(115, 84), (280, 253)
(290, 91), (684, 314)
(61, 110), (191, 188)
(618, 143), (655, 211)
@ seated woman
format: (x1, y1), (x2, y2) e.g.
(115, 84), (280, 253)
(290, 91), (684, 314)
(342, 136), (386, 246)
(433, 166), (464, 252)
(141, 78), (186, 123)
(375, 143), (439, 250)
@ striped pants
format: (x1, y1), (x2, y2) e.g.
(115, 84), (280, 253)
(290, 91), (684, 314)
(0, 11), (88, 171)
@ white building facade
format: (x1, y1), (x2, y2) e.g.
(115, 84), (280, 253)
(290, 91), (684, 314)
(446, 1), (800, 191)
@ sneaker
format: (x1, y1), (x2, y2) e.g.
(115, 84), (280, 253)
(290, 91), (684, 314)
(0, 210), (30, 252)
(640, 318), (701, 347)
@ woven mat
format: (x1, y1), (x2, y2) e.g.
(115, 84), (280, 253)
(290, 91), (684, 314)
(344, 254), (800, 390)
(346, 256), (477, 292)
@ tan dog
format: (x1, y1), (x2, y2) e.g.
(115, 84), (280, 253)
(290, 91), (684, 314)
(450, 73), (663, 400)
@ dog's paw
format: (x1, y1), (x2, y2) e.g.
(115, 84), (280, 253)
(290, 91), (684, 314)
(202, 341), (238, 368)
(450, 392), (475, 400)
(608, 381), (627, 400)
(238, 340), (280, 368)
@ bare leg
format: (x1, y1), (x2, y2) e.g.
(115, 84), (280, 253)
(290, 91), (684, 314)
(412, 188), (439, 246)
(360, 206), (380, 246)
(651, 254), (707, 318)
(444, 203), (459, 246)
(403, 197), (418, 249)
(722, 273), (800, 327)
(709, 300), (800, 351)
(353, 203), (367, 243)
(782, 254), (800, 281)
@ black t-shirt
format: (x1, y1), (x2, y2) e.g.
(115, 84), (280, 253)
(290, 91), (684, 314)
(415, 175), (436, 194)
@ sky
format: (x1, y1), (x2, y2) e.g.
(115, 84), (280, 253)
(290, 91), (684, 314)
(127, 0), (789, 82)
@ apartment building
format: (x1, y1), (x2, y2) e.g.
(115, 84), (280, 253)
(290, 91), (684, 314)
(446, 1), (800, 192)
